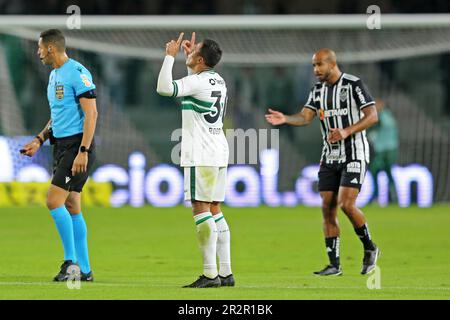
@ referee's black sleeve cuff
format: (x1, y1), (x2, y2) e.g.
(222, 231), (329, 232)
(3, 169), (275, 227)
(77, 89), (97, 100)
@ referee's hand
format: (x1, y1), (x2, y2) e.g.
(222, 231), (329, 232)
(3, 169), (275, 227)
(71, 152), (88, 176)
(20, 138), (41, 157)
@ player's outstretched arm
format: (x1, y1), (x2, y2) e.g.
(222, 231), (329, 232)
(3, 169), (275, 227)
(156, 32), (184, 96)
(265, 107), (316, 127)
(20, 119), (52, 157)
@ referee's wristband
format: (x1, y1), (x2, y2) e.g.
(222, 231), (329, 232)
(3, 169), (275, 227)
(35, 135), (44, 146)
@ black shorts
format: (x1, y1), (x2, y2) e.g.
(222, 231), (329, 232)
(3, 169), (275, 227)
(52, 133), (96, 193)
(318, 160), (367, 192)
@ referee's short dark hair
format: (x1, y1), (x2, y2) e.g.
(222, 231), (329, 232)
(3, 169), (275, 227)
(200, 39), (222, 68)
(40, 29), (66, 51)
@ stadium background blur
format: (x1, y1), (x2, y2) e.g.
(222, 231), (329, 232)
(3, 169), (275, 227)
(0, 1), (449, 208)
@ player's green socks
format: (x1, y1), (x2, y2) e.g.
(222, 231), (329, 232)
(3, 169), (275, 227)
(71, 213), (91, 274)
(214, 212), (232, 277)
(50, 206), (76, 262)
(355, 223), (376, 250)
(325, 237), (340, 267)
(194, 212), (218, 279)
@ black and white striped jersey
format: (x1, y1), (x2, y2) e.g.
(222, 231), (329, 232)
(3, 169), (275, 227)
(304, 73), (375, 164)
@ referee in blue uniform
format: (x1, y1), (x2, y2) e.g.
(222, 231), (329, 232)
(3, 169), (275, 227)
(22, 29), (97, 282)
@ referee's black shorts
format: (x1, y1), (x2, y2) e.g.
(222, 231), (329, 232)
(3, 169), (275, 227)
(318, 159), (367, 192)
(52, 133), (95, 193)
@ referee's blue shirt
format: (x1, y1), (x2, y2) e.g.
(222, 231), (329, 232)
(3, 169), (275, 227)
(47, 58), (96, 138)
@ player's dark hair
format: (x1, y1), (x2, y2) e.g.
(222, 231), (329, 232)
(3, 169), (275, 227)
(40, 29), (66, 51)
(199, 39), (222, 68)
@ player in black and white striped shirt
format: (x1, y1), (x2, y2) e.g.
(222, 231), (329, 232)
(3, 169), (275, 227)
(305, 71), (374, 165)
(266, 48), (380, 276)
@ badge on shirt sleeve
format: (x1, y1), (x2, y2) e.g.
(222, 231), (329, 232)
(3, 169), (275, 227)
(55, 85), (64, 100)
(80, 74), (92, 87)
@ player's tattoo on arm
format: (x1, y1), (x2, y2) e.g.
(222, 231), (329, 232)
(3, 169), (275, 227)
(37, 119), (52, 142)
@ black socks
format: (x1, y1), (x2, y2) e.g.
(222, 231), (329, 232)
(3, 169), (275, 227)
(355, 224), (376, 251)
(325, 237), (340, 267)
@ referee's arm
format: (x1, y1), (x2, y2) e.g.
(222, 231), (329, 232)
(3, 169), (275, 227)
(265, 107), (316, 127)
(79, 98), (98, 150)
(71, 98), (98, 175)
(37, 119), (52, 142)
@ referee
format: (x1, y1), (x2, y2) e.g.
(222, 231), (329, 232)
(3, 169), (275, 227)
(21, 29), (97, 281)
(266, 48), (380, 276)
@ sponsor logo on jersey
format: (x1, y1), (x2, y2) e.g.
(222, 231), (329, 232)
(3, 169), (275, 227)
(55, 85), (64, 100)
(351, 178), (359, 184)
(209, 78), (225, 85)
(209, 127), (222, 135)
(326, 146), (344, 161)
(347, 161), (361, 173)
(323, 108), (348, 118)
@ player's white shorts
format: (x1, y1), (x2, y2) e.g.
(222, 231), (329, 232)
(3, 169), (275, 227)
(184, 167), (227, 202)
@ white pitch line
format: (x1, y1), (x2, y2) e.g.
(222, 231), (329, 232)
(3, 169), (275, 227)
(0, 282), (449, 291)
(0, 282), (171, 288)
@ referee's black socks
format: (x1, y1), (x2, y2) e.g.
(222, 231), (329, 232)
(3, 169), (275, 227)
(354, 223), (376, 251)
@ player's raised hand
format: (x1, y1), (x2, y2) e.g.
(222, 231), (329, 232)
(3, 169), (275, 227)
(181, 32), (196, 57)
(265, 108), (287, 126)
(20, 138), (41, 157)
(166, 32), (184, 57)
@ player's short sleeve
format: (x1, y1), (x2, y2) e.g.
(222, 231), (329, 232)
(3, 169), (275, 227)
(71, 66), (96, 98)
(352, 79), (375, 110)
(172, 74), (202, 98)
(304, 88), (317, 111)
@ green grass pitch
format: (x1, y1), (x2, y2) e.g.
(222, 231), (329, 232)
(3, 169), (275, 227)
(0, 205), (449, 299)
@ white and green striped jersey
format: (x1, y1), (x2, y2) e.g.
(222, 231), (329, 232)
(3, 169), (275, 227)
(172, 70), (229, 167)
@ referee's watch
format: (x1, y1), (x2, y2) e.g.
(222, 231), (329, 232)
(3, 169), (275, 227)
(80, 146), (91, 154)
